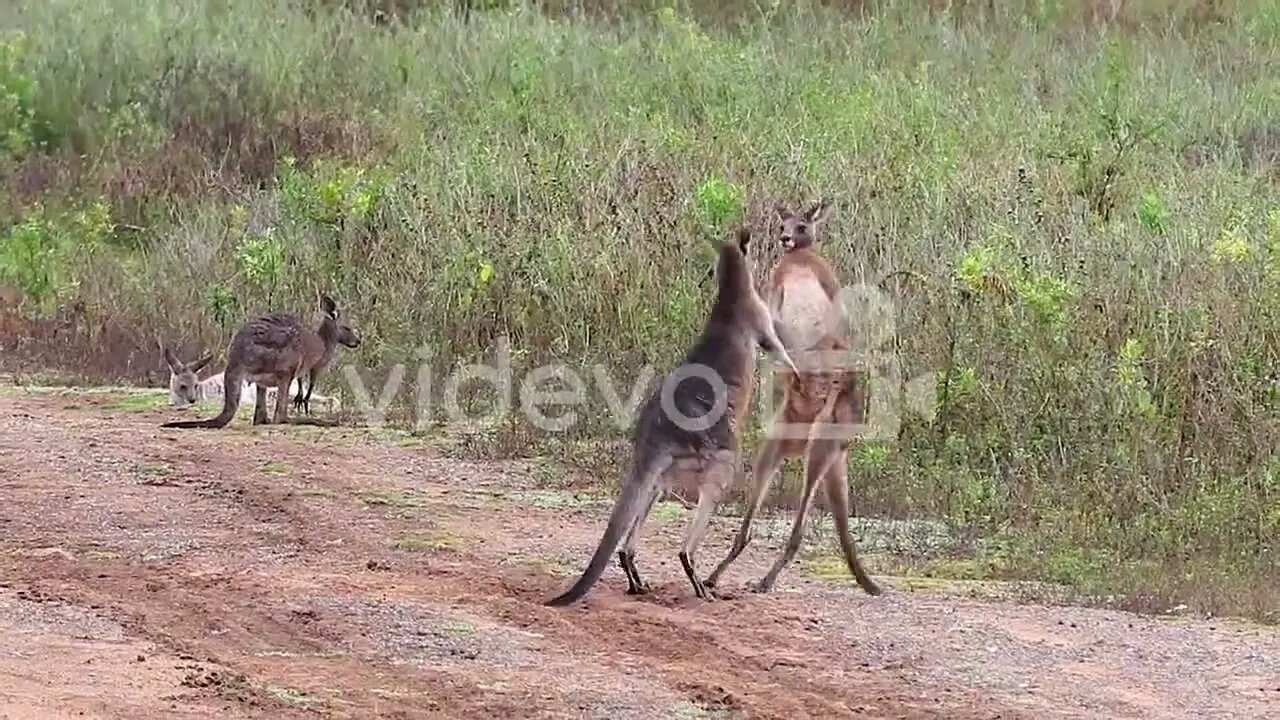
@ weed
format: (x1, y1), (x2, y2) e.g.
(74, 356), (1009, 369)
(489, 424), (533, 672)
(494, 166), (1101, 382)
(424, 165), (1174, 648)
(265, 686), (326, 709)
(110, 392), (165, 412)
(0, 0), (1275, 621)
(392, 534), (455, 552)
(361, 490), (426, 509)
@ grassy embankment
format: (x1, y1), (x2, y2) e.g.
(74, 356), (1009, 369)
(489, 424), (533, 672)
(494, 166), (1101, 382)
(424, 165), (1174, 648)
(0, 0), (1276, 620)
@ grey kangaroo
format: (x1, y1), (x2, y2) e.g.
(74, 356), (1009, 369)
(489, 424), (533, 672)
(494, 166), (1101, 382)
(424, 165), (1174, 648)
(545, 228), (798, 606)
(161, 294), (359, 429)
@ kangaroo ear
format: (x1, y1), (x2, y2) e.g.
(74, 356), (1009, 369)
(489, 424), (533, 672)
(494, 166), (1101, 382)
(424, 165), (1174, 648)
(804, 197), (832, 225)
(190, 352), (213, 374)
(736, 227), (751, 255)
(320, 294), (338, 319)
(162, 346), (181, 373)
(774, 204), (791, 222)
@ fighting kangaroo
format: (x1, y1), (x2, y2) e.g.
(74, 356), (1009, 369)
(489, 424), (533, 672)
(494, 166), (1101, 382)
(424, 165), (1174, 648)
(546, 227), (798, 606)
(161, 295), (359, 429)
(702, 199), (883, 597)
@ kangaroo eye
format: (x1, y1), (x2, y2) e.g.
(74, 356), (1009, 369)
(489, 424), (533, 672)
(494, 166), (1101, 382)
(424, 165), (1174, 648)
(796, 224), (807, 233)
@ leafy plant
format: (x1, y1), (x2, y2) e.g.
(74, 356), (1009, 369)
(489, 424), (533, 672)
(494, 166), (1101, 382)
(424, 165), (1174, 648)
(0, 201), (111, 312)
(0, 31), (38, 157)
(693, 177), (744, 237)
(1137, 190), (1169, 234)
(205, 285), (237, 328)
(1210, 225), (1251, 264)
(234, 232), (285, 300)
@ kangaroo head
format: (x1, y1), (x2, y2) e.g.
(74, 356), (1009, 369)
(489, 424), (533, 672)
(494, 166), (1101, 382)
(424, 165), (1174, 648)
(163, 346), (213, 406)
(776, 198), (832, 251)
(319, 294), (361, 349)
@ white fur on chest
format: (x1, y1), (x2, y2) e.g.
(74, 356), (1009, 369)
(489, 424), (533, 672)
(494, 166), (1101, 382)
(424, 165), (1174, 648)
(771, 270), (838, 351)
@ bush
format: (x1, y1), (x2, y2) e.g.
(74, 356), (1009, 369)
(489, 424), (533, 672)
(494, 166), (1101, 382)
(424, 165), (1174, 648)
(0, 0), (1275, 620)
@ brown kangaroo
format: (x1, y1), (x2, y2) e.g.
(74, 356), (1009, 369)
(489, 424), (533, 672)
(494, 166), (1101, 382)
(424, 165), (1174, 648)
(546, 227), (798, 607)
(703, 199), (883, 597)
(766, 198), (844, 350)
(161, 294), (360, 429)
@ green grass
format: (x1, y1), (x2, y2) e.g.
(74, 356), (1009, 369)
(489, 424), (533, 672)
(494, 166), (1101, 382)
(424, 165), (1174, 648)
(392, 533), (456, 552)
(361, 490), (427, 509)
(109, 392), (166, 411)
(0, 0), (1276, 621)
(499, 488), (607, 509)
(133, 462), (171, 477)
(650, 500), (688, 525)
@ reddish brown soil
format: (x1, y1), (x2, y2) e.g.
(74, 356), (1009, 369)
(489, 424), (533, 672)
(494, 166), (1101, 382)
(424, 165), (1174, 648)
(0, 388), (1276, 719)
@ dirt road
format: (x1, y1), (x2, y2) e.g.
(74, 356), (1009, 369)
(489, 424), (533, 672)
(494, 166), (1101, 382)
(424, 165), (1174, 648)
(0, 387), (1275, 719)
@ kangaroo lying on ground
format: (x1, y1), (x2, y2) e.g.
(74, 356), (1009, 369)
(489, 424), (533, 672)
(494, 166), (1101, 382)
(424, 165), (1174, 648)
(163, 346), (339, 413)
(702, 199), (882, 597)
(546, 227), (798, 606)
(161, 295), (359, 429)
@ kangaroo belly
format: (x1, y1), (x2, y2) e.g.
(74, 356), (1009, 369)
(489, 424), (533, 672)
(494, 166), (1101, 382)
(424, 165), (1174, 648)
(774, 276), (836, 351)
(659, 450), (737, 497)
(246, 373), (281, 389)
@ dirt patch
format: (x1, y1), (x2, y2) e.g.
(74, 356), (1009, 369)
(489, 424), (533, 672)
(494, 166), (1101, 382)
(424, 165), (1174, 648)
(0, 387), (1276, 719)
(0, 587), (268, 719)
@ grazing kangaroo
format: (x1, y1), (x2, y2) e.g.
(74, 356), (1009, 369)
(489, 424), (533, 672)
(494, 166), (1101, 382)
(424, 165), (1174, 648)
(702, 199), (883, 597)
(546, 228), (798, 606)
(163, 346), (336, 412)
(161, 295), (359, 429)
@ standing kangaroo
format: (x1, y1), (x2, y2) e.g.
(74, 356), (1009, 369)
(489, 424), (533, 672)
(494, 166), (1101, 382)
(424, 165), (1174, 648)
(161, 295), (359, 429)
(546, 228), (798, 606)
(703, 199), (883, 597)
(766, 198), (844, 350)
(163, 345), (334, 412)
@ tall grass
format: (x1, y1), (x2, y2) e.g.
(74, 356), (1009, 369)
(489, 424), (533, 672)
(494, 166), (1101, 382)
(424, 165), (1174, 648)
(0, 0), (1276, 620)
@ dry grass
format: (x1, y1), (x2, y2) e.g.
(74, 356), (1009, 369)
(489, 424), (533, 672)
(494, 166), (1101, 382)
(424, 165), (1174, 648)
(0, 0), (1275, 621)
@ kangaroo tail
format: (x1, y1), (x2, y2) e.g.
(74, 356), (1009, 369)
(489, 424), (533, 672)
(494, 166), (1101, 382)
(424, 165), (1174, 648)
(545, 453), (670, 607)
(161, 365), (243, 429)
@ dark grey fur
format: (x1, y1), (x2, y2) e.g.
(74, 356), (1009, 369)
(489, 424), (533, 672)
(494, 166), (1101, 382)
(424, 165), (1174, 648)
(161, 294), (359, 429)
(545, 229), (797, 607)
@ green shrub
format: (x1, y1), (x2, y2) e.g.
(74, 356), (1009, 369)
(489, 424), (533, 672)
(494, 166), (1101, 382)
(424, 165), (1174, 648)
(0, 0), (1275, 621)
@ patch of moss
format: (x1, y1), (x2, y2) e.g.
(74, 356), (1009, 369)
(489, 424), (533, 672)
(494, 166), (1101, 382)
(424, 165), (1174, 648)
(362, 490), (426, 508)
(111, 392), (167, 411)
(392, 533), (455, 552)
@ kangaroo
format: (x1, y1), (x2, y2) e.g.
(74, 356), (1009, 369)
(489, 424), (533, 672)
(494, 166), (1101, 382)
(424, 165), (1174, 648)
(702, 199), (882, 597)
(546, 227), (798, 606)
(163, 346), (335, 412)
(163, 346), (218, 407)
(291, 377), (342, 415)
(702, 335), (881, 596)
(160, 295), (359, 429)
(287, 296), (356, 416)
(767, 198), (843, 352)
